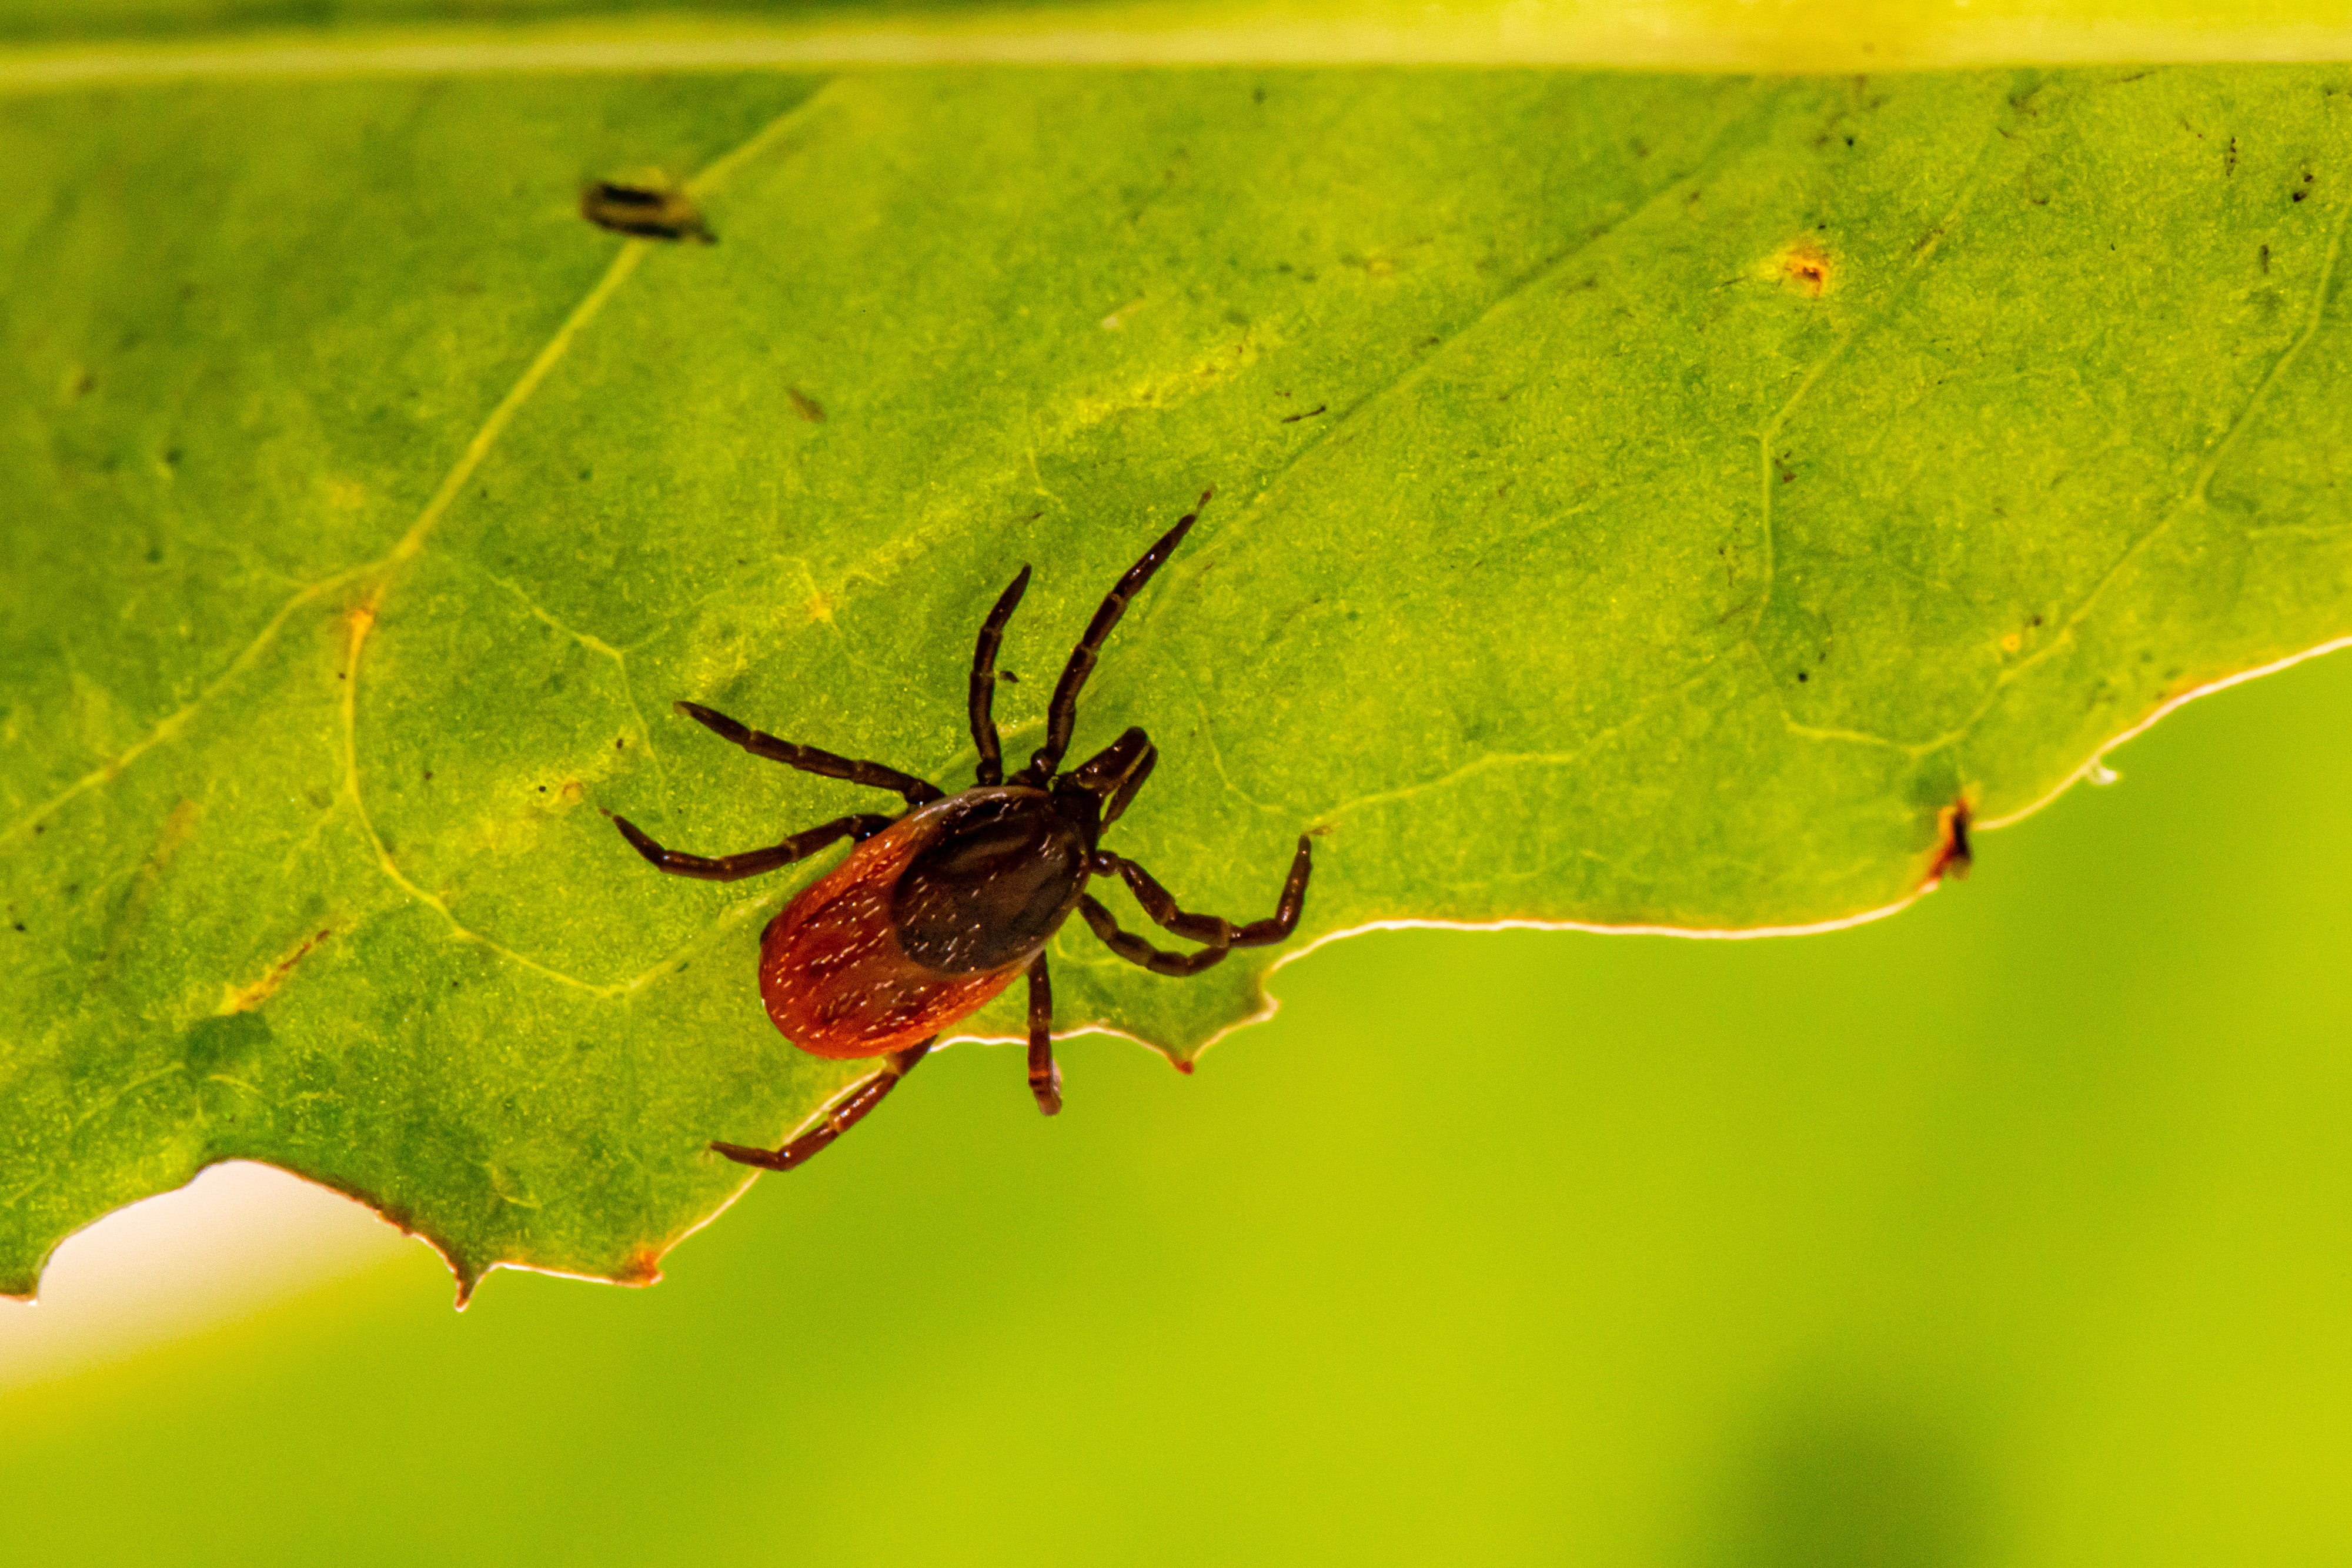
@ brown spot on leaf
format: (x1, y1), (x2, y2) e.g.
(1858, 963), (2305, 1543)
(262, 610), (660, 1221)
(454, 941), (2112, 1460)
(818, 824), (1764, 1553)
(91, 799), (204, 986)
(220, 927), (335, 1015)
(788, 387), (825, 422)
(1771, 240), (1835, 298)
(1927, 800), (1973, 885)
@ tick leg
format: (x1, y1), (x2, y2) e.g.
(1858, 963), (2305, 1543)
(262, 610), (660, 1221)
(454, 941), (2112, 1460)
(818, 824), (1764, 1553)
(970, 566), (1032, 787)
(1102, 742), (1156, 827)
(1078, 894), (1232, 976)
(1023, 490), (1211, 782)
(1098, 835), (1313, 948)
(1026, 952), (1062, 1115)
(710, 1037), (934, 1171)
(676, 701), (944, 807)
(607, 810), (893, 882)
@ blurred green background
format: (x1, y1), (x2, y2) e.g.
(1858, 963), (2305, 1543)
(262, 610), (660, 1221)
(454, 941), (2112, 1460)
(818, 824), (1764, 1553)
(2, 640), (2347, 1563)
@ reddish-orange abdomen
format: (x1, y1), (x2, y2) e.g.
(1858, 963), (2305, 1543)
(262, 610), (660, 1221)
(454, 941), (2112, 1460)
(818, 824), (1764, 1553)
(759, 811), (1025, 1059)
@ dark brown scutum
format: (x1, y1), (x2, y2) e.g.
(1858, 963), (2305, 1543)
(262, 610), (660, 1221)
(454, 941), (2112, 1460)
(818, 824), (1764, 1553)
(891, 790), (1087, 975)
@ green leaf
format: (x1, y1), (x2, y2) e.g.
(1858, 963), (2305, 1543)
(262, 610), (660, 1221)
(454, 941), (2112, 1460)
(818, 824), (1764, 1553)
(5, 62), (2349, 1297)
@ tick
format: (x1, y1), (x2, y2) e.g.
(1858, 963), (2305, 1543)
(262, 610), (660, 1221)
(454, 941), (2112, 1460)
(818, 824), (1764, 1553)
(609, 494), (1312, 1171)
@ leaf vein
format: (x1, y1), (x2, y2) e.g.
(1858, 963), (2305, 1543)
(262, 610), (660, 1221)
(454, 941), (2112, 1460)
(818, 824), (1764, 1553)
(0, 84), (838, 850)
(1948, 189), (2352, 750)
(1750, 135), (2003, 635)
(1236, 81), (1785, 525)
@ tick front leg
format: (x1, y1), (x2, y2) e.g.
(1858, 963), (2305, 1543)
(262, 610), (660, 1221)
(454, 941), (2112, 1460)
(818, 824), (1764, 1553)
(1026, 952), (1061, 1116)
(607, 810), (894, 882)
(969, 566), (1032, 787)
(1098, 835), (1313, 949)
(711, 1037), (934, 1171)
(1077, 894), (1232, 975)
(1023, 490), (1211, 782)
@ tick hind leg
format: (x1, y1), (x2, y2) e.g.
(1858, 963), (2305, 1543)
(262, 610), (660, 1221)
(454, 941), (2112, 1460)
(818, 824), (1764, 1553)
(606, 810), (893, 882)
(1026, 952), (1062, 1116)
(677, 701), (944, 808)
(711, 1037), (935, 1171)
(1079, 836), (1313, 974)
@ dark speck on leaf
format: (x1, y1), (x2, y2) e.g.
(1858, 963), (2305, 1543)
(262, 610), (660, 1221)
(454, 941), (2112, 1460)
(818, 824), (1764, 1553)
(1001, 670), (1021, 684)
(423, 770), (433, 781)
(1281, 404), (1327, 423)
(617, 737), (627, 748)
(537, 785), (547, 793)
(1797, 671), (1810, 683)
(580, 180), (714, 243)
(12, 922), (24, 932)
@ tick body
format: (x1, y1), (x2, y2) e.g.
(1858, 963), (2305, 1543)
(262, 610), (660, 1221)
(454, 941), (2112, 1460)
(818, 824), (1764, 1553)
(609, 494), (1312, 1172)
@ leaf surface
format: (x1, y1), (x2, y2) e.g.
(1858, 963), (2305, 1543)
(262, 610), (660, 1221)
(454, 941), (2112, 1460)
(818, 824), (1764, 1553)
(5, 63), (2350, 1293)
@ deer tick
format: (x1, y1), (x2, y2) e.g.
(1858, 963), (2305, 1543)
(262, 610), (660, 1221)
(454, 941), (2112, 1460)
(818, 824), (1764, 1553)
(609, 494), (1313, 1172)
